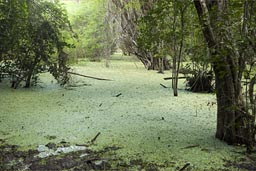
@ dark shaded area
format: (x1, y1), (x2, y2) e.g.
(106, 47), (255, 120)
(224, 155), (256, 171)
(186, 70), (214, 93)
(0, 141), (170, 171)
(2, 141), (256, 171)
(0, 141), (112, 171)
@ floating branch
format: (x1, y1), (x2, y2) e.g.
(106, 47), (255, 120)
(115, 93), (122, 97)
(68, 72), (113, 81)
(90, 132), (101, 144)
(67, 83), (92, 87)
(163, 76), (187, 80)
(160, 83), (168, 88)
(181, 144), (200, 149)
(179, 163), (190, 171)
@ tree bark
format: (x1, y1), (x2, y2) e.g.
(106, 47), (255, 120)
(194, 0), (250, 145)
(172, 6), (186, 97)
(24, 71), (33, 88)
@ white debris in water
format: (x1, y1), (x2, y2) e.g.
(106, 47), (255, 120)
(80, 153), (89, 158)
(37, 145), (49, 152)
(37, 151), (56, 158)
(56, 145), (87, 153)
(94, 160), (104, 166)
(94, 160), (108, 166)
(35, 145), (87, 158)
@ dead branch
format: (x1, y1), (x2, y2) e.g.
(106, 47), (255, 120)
(179, 163), (190, 171)
(164, 76), (187, 80)
(115, 93), (122, 97)
(160, 83), (168, 88)
(68, 72), (113, 81)
(67, 83), (92, 87)
(75, 144), (89, 147)
(91, 132), (101, 143)
(181, 144), (200, 149)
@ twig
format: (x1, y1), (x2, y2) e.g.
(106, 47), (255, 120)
(160, 83), (168, 88)
(68, 71), (113, 81)
(91, 132), (101, 143)
(164, 76), (187, 80)
(75, 144), (89, 147)
(67, 83), (92, 87)
(179, 163), (190, 171)
(115, 93), (122, 97)
(181, 144), (200, 149)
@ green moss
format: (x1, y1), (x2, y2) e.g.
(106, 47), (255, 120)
(38, 158), (47, 165)
(0, 56), (246, 170)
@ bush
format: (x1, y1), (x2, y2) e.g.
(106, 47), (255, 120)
(0, 0), (74, 88)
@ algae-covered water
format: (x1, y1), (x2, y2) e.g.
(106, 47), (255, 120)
(0, 55), (247, 170)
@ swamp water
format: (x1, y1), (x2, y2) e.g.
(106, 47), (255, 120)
(0, 58), (254, 170)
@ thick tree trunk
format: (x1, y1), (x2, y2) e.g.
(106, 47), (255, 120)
(194, 0), (251, 145)
(214, 61), (245, 144)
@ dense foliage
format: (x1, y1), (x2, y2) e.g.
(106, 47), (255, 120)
(0, 0), (73, 88)
(62, 0), (118, 62)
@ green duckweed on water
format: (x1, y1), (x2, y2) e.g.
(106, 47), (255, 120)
(0, 56), (252, 171)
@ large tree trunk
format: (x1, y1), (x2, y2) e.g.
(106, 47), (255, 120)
(214, 58), (245, 144)
(194, 0), (252, 145)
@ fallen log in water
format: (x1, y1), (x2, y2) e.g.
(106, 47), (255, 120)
(68, 71), (113, 81)
(163, 76), (187, 80)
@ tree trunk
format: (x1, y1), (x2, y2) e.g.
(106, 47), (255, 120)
(172, 56), (178, 96)
(214, 61), (244, 144)
(194, 0), (250, 145)
(24, 71), (33, 88)
(249, 74), (256, 121)
(172, 6), (185, 97)
(24, 57), (39, 88)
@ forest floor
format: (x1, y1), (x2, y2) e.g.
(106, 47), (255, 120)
(0, 54), (256, 171)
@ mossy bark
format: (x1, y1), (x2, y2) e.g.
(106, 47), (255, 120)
(194, 0), (254, 145)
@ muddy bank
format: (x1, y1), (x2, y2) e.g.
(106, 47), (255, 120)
(1, 141), (256, 171)
(0, 141), (169, 171)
